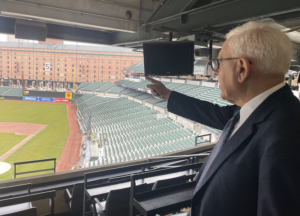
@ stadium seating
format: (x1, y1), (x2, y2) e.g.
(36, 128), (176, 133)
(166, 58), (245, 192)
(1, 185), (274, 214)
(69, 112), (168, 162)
(76, 94), (95, 104)
(76, 82), (91, 91)
(95, 82), (114, 93)
(0, 87), (10, 95)
(121, 89), (136, 95)
(77, 96), (207, 168)
(107, 86), (126, 94)
(81, 82), (109, 92)
(77, 96), (112, 110)
(1, 88), (22, 97)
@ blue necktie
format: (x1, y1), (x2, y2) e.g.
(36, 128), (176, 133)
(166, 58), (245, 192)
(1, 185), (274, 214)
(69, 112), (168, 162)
(196, 110), (240, 188)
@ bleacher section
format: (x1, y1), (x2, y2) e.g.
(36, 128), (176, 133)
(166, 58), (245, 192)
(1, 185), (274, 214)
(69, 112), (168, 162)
(76, 96), (205, 168)
(81, 82), (108, 92)
(76, 94), (95, 104)
(107, 86), (126, 94)
(77, 80), (231, 158)
(77, 96), (113, 110)
(0, 87), (10, 94)
(121, 88), (136, 95)
(76, 82), (91, 90)
(95, 82), (114, 93)
(1, 88), (22, 97)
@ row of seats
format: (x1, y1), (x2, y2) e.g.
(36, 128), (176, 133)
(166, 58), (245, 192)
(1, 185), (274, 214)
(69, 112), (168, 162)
(76, 96), (205, 168)
(81, 82), (109, 92)
(95, 82), (115, 93)
(0, 88), (23, 97)
(76, 82), (91, 91)
(0, 87), (10, 94)
(83, 159), (205, 216)
(107, 86), (127, 94)
(78, 79), (231, 108)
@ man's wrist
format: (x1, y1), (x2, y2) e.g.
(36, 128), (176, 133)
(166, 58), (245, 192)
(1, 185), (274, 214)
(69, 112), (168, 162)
(165, 90), (172, 101)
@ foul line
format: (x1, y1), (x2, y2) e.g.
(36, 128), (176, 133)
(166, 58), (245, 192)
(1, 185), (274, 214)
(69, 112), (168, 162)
(0, 135), (35, 162)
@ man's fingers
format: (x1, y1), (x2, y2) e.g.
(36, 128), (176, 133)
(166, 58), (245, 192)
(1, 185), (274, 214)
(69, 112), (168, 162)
(145, 76), (158, 84)
(147, 84), (155, 90)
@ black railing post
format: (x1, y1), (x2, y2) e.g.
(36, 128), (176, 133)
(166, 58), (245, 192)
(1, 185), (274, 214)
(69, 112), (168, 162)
(195, 134), (212, 146)
(54, 159), (56, 173)
(14, 158), (56, 179)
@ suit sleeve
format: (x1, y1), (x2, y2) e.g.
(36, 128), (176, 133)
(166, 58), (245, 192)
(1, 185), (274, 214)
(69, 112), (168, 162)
(167, 91), (239, 130)
(258, 139), (300, 216)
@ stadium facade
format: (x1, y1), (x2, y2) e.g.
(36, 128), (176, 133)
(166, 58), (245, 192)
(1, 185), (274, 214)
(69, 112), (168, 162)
(0, 39), (143, 89)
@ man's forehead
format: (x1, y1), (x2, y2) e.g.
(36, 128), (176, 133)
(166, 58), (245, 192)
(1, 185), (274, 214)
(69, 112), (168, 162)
(219, 39), (230, 58)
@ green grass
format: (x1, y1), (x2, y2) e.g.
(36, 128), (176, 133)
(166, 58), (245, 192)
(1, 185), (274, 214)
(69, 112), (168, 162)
(0, 101), (69, 180)
(0, 133), (28, 157)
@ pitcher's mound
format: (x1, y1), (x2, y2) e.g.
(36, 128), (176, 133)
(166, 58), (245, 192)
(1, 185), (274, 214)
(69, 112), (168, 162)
(0, 162), (11, 175)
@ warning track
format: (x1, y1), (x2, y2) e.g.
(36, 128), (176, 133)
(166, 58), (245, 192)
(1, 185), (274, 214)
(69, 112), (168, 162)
(56, 104), (81, 172)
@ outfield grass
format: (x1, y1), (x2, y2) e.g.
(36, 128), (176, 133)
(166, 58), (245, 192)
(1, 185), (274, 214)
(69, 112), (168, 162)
(0, 101), (69, 180)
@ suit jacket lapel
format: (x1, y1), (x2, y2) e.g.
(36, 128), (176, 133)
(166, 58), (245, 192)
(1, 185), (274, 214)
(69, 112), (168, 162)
(194, 84), (290, 194)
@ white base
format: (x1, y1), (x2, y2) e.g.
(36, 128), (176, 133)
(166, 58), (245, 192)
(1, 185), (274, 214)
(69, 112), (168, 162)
(0, 162), (11, 175)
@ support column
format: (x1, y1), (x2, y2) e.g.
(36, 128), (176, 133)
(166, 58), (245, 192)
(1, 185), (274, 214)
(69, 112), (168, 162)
(17, 80), (20, 87)
(65, 83), (67, 90)
(1, 79), (3, 86)
(9, 80), (11, 86)
(57, 82), (59, 89)
(25, 81), (27, 88)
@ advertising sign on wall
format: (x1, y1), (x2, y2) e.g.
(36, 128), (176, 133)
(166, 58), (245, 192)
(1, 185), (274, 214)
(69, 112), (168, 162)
(23, 96), (70, 103)
(23, 96), (39, 101)
(38, 97), (54, 102)
(0, 97), (4, 100)
(54, 98), (70, 103)
(23, 90), (29, 96)
(65, 92), (72, 99)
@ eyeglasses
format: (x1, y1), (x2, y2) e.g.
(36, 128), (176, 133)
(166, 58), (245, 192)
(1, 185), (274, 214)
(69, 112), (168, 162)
(208, 58), (252, 72)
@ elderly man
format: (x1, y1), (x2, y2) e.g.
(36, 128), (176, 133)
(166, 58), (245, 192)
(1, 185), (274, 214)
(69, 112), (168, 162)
(146, 20), (300, 216)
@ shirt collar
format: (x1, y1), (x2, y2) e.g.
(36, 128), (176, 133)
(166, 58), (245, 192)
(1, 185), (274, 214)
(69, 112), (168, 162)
(239, 82), (286, 124)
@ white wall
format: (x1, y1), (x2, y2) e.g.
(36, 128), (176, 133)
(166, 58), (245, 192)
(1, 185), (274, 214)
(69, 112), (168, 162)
(171, 79), (185, 84)
(202, 82), (218, 88)
(161, 78), (171, 82)
(186, 80), (201, 86)
(94, 92), (104, 96)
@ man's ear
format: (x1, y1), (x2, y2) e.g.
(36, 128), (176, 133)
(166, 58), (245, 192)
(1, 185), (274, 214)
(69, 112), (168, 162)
(236, 58), (251, 83)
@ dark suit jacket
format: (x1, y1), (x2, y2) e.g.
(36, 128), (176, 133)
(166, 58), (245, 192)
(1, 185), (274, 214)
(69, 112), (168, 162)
(167, 84), (300, 216)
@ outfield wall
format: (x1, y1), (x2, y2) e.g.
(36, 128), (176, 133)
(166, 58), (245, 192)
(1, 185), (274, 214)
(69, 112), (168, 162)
(23, 90), (72, 99)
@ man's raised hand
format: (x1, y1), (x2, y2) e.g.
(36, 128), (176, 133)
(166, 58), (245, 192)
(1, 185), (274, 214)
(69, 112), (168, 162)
(146, 76), (172, 100)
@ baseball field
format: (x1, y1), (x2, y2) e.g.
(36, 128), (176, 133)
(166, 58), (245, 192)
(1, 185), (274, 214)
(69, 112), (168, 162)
(0, 100), (71, 180)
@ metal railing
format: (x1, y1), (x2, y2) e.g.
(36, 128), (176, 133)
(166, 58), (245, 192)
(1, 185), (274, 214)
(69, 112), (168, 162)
(14, 158), (56, 179)
(195, 134), (211, 146)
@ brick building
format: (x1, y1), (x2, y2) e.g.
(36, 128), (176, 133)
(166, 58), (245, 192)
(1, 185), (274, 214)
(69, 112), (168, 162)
(0, 39), (143, 88)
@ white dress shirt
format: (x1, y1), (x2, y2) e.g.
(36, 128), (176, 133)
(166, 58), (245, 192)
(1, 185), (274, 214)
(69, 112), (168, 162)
(229, 82), (286, 139)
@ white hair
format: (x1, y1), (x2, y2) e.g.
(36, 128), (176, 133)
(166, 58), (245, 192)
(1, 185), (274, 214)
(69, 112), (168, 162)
(226, 19), (292, 76)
